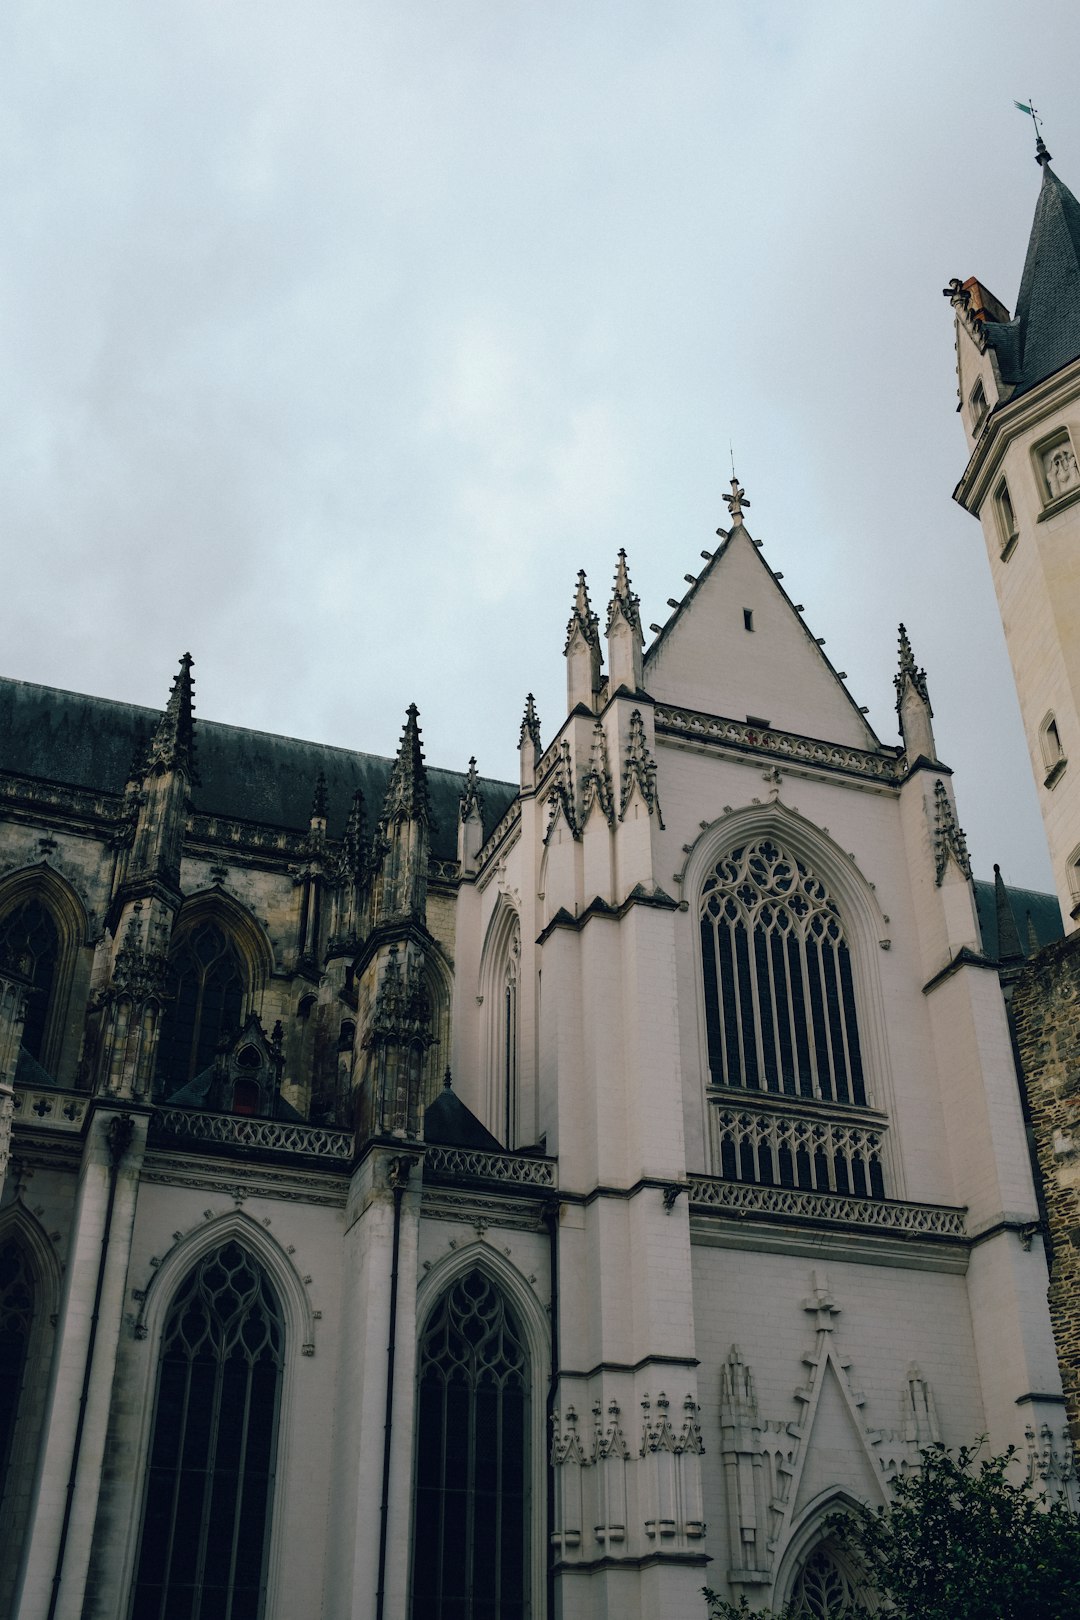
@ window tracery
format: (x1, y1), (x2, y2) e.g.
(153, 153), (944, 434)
(131, 1241), (283, 1620)
(791, 1542), (861, 1617)
(0, 899), (59, 1065)
(156, 919), (246, 1091)
(701, 839), (866, 1105)
(412, 1269), (529, 1620)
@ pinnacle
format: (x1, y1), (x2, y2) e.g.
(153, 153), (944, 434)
(310, 770), (328, 822)
(519, 692), (542, 752)
(565, 570), (600, 653)
(459, 755), (483, 822)
(606, 547), (642, 636)
(382, 703), (433, 826)
(145, 652), (197, 780)
(993, 864), (1024, 963)
(894, 623), (932, 714)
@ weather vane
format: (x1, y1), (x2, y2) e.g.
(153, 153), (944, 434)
(1014, 98), (1052, 165)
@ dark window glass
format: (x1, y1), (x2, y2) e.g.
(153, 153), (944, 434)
(412, 1271), (529, 1620)
(701, 839), (883, 1198)
(0, 900), (60, 1061)
(131, 1243), (283, 1620)
(157, 922), (246, 1089)
(0, 1240), (33, 1509)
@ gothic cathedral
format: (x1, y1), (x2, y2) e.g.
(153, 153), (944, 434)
(0, 147), (1076, 1620)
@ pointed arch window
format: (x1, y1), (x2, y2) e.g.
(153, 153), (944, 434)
(701, 839), (866, 1105)
(0, 1239), (33, 1514)
(0, 899), (59, 1066)
(412, 1270), (529, 1620)
(501, 923), (521, 1149)
(791, 1542), (862, 1618)
(157, 920), (246, 1090)
(131, 1242), (283, 1620)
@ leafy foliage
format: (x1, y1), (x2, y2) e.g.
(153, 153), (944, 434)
(704, 1442), (1080, 1620)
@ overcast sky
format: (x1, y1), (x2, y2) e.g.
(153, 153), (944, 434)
(2, 1), (1076, 889)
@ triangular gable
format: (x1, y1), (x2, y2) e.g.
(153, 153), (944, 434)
(790, 1354), (887, 1520)
(644, 526), (880, 751)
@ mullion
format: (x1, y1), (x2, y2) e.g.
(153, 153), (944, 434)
(223, 1356), (256, 1619)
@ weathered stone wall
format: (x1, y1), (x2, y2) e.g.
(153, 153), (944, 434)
(1012, 932), (1080, 1449)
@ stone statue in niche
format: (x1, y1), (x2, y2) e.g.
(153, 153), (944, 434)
(1042, 439), (1080, 500)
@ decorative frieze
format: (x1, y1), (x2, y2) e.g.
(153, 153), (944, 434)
(654, 705), (902, 784)
(150, 1107), (353, 1161)
(688, 1174), (966, 1238)
(423, 1144), (557, 1189)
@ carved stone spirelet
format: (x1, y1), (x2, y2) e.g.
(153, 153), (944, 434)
(619, 709), (663, 825)
(580, 721), (614, 825)
(545, 740), (580, 841)
(932, 778), (972, 885)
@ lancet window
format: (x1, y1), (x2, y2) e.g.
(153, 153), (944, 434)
(0, 899), (59, 1065)
(130, 1242), (283, 1620)
(701, 839), (867, 1105)
(412, 1270), (529, 1620)
(501, 923), (520, 1148)
(0, 1240), (33, 1516)
(157, 919), (246, 1090)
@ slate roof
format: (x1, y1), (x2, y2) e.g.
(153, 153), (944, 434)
(423, 1077), (502, 1150)
(0, 677), (518, 863)
(973, 876), (1063, 961)
(983, 162), (1080, 397)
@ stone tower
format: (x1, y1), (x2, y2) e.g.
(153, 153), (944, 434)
(948, 135), (1080, 927)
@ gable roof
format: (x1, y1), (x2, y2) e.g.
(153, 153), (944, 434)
(983, 162), (1080, 397)
(0, 677), (517, 863)
(643, 520), (883, 752)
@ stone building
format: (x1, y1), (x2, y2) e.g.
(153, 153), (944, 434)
(0, 456), (1069, 1619)
(947, 137), (1080, 1463)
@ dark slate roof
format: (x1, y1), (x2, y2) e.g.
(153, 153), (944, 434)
(983, 163), (1080, 396)
(973, 876), (1062, 961)
(0, 677), (517, 863)
(423, 1078), (502, 1150)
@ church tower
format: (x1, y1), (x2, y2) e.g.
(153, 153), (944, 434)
(949, 134), (1080, 926)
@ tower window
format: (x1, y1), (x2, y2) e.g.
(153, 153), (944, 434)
(157, 919), (246, 1090)
(743, 609), (754, 632)
(1040, 713), (1067, 787)
(970, 379), (988, 432)
(993, 479), (1018, 557)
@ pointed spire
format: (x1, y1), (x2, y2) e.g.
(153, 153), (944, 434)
(605, 549), (642, 637)
(459, 756), (484, 824)
(894, 624), (932, 713)
(722, 476), (749, 527)
(519, 693), (542, 752)
(382, 703), (433, 826)
(932, 779), (972, 885)
(581, 720), (614, 825)
(145, 653), (196, 780)
(1026, 910), (1041, 955)
(993, 864), (1024, 963)
(619, 709), (663, 825)
(565, 570), (603, 711)
(564, 570), (600, 654)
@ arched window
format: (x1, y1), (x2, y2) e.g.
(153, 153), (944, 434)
(790, 1541), (862, 1617)
(501, 924), (521, 1149)
(701, 838), (866, 1106)
(0, 899), (59, 1065)
(131, 1242), (283, 1620)
(157, 920), (246, 1090)
(0, 1239), (33, 1512)
(412, 1270), (529, 1620)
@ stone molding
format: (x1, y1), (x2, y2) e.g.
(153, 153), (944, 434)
(688, 1175), (966, 1238)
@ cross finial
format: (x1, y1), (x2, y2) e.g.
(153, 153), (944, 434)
(1014, 99), (1052, 166)
(723, 476), (749, 525)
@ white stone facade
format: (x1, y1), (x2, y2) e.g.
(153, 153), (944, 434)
(0, 494), (1066, 1619)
